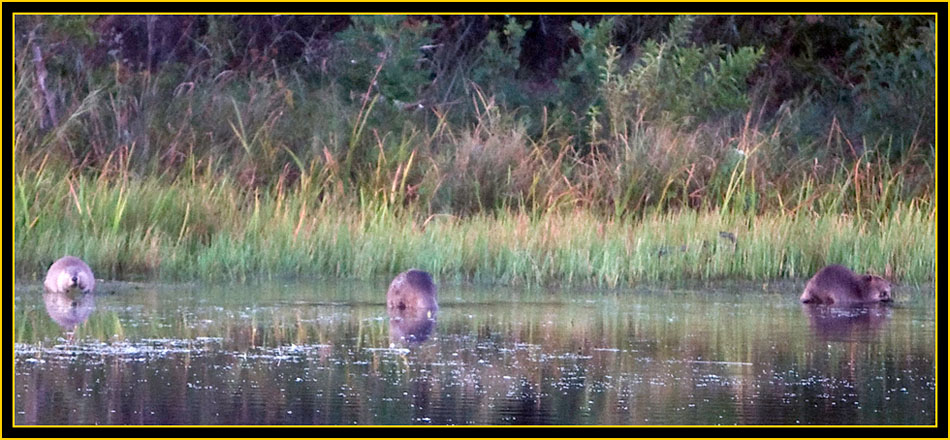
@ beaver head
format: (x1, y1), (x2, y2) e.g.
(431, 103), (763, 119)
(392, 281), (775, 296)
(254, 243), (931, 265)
(864, 274), (892, 302)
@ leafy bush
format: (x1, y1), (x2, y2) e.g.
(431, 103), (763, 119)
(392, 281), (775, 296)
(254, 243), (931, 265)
(470, 17), (531, 97)
(846, 16), (935, 152)
(601, 16), (764, 131)
(331, 16), (437, 104)
(13, 14), (934, 224)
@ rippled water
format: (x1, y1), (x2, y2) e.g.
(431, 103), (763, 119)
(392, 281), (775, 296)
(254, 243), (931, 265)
(13, 279), (935, 425)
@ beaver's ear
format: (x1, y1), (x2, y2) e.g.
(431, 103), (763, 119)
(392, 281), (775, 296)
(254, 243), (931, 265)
(863, 274), (874, 282)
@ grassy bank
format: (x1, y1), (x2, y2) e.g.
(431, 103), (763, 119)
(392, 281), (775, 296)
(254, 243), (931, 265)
(13, 15), (935, 286)
(14, 164), (934, 286)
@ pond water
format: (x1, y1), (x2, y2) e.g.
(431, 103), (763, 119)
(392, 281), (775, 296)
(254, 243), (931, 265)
(13, 279), (935, 425)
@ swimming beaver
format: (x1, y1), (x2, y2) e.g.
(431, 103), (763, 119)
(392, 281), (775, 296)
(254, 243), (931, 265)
(386, 269), (438, 313)
(44, 256), (95, 294)
(800, 264), (892, 305)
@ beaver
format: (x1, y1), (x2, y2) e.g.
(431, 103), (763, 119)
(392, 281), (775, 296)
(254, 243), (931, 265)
(44, 256), (95, 294)
(386, 269), (438, 313)
(799, 264), (892, 305)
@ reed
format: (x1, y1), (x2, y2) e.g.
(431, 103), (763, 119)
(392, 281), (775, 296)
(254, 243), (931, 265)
(14, 163), (933, 286)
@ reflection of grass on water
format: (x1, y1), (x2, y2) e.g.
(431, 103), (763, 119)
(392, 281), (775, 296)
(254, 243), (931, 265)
(15, 165), (933, 286)
(16, 286), (933, 362)
(14, 284), (934, 424)
(16, 310), (126, 344)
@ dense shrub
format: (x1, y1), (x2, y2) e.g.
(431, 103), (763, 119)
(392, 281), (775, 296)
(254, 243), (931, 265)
(14, 14), (935, 219)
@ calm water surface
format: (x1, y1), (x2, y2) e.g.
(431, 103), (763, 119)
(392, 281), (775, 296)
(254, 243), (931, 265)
(14, 279), (935, 425)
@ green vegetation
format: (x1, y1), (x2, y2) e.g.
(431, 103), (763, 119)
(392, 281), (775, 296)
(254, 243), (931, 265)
(14, 164), (933, 284)
(14, 15), (935, 285)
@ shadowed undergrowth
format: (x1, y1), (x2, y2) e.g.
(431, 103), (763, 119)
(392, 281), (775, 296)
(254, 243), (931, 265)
(14, 15), (935, 286)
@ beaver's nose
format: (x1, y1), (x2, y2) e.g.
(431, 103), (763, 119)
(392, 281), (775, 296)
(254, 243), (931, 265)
(72, 276), (78, 284)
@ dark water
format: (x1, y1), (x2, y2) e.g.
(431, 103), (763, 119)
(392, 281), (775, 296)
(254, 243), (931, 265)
(14, 280), (935, 425)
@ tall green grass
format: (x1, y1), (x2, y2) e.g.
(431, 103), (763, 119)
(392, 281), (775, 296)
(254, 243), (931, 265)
(14, 162), (934, 285)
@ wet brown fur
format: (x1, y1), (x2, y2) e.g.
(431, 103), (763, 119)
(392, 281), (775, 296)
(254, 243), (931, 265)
(800, 264), (892, 305)
(44, 256), (96, 294)
(386, 269), (438, 312)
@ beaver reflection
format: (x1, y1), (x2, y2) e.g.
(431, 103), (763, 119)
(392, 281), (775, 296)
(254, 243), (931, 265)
(43, 289), (95, 332)
(389, 306), (437, 346)
(802, 303), (891, 342)
(386, 269), (438, 346)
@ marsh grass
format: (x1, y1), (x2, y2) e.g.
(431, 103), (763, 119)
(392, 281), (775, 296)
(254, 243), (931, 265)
(14, 162), (933, 286)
